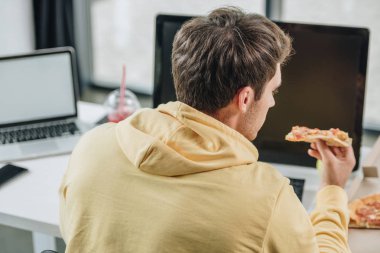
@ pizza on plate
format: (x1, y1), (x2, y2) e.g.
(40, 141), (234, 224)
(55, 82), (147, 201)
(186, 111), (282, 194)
(349, 193), (380, 229)
(285, 126), (352, 147)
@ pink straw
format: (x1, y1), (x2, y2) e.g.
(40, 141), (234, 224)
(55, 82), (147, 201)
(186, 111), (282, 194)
(118, 64), (126, 113)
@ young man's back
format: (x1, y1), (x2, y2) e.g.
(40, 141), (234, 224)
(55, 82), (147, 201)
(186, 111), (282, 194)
(60, 102), (350, 252)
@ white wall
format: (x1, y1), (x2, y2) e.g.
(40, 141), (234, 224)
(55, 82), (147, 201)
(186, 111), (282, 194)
(0, 0), (34, 56)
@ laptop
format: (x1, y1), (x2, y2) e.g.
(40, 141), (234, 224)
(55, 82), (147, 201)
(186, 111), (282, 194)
(0, 47), (90, 162)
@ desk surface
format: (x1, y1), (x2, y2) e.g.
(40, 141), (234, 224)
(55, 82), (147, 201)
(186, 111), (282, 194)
(0, 102), (377, 252)
(0, 102), (106, 237)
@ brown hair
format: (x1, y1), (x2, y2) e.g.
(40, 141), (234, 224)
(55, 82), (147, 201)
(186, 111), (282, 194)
(172, 7), (292, 113)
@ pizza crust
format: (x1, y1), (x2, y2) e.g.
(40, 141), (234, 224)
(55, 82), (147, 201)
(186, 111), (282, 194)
(349, 198), (366, 227)
(285, 126), (352, 147)
(285, 133), (351, 147)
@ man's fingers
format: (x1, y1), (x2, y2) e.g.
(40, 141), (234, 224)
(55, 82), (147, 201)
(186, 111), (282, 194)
(332, 147), (343, 157)
(315, 140), (334, 159)
(308, 149), (322, 160)
(340, 145), (356, 167)
(344, 145), (355, 157)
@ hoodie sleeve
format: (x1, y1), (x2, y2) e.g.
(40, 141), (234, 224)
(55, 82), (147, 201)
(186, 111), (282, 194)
(262, 183), (350, 253)
(309, 185), (351, 253)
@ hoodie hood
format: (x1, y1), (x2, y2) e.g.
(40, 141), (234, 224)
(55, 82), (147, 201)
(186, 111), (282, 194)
(115, 102), (258, 176)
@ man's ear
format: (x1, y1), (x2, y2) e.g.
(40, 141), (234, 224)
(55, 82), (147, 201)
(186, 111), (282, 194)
(235, 86), (254, 113)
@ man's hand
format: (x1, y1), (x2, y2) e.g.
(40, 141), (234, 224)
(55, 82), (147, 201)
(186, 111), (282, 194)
(308, 140), (356, 188)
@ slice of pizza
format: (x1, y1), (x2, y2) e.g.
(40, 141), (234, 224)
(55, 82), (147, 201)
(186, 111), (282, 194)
(285, 126), (352, 147)
(349, 193), (380, 229)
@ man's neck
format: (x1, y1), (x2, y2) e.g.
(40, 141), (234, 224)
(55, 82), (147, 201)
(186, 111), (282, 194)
(204, 105), (240, 132)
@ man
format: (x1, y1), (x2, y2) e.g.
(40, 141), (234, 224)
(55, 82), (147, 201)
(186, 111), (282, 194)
(60, 7), (355, 252)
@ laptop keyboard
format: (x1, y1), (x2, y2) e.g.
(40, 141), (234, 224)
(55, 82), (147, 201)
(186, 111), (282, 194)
(0, 122), (79, 144)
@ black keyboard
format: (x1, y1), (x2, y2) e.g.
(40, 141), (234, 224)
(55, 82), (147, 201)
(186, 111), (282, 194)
(0, 122), (79, 144)
(288, 177), (305, 202)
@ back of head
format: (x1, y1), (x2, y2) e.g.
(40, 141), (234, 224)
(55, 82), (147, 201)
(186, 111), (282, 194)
(172, 7), (292, 113)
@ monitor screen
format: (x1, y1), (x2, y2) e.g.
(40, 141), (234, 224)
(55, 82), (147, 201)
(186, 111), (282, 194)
(154, 15), (193, 106)
(153, 15), (369, 171)
(255, 22), (368, 171)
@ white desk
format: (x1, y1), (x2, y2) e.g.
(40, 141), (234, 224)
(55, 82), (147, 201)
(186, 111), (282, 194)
(0, 101), (106, 252)
(0, 101), (374, 252)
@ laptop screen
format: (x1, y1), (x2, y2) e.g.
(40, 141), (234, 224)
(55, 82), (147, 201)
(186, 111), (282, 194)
(0, 49), (77, 126)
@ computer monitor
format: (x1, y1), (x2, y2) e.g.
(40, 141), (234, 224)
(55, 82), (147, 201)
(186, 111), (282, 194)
(153, 15), (193, 106)
(153, 15), (369, 171)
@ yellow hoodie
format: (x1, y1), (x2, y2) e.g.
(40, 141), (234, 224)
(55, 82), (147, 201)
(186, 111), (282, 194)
(60, 102), (350, 253)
